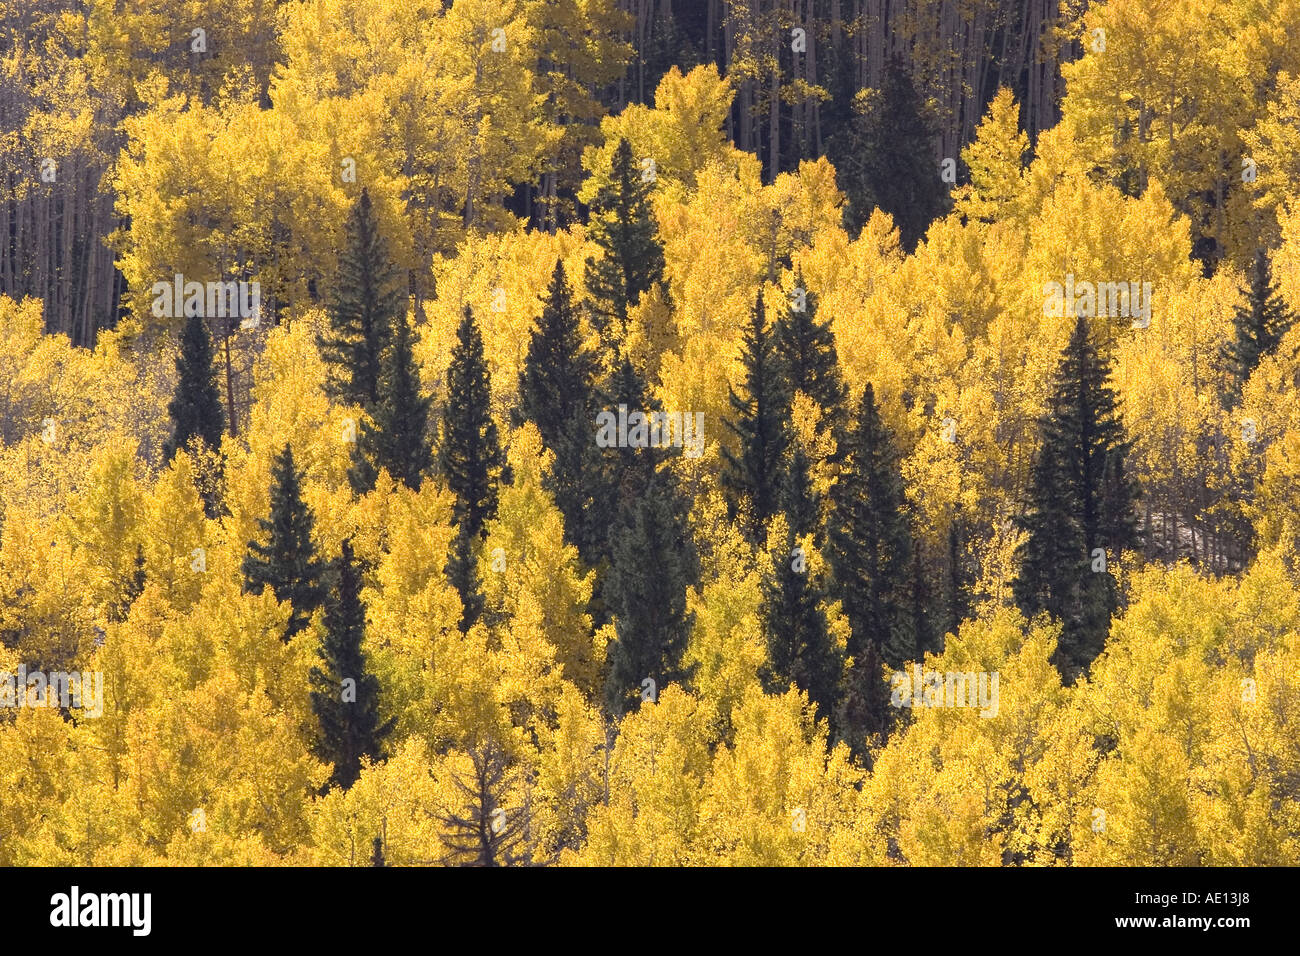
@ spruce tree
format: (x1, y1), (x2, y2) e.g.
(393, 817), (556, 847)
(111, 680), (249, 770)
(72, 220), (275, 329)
(242, 443), (327, 641)
(348, 311), (433, 494)
(581, 353), (682, 631)
(310, 538), (393, 791)
(1222, 250), (1296, 404)
(762, 447), (842, 729)
(445, 524), (485, 632)
(775, 276), (849, 435)
(783, 444), (821, 541)
(545, 401), (609, 570)
(519, 260), (597, 450)
(828, 386), (914, 757)
(318, 189), (405, 409)
(827, 383), (915, 671)
(603, 481), (699, 718)
(828, 57), (948, 251)
(604, 353), (666, 498)
(519, 260), (605, 562)
(723, 292), (791, 543)
(370, 836), (385, 867)
(578, 350), (665, 577)
(1014, 314), (1139, 679)
(584, 137), (666, 339)
(908, 544), (933, 663)
(439, 306), (505, 541)
(838, 641), (892, 762)
(164, 311), (225, 462)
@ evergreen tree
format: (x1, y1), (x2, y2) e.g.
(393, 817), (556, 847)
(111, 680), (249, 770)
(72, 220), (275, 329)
(348, 311), (433, 494)
(446, 524), (485, 632)
(827, 383), (915, 671)
(762, 447), (842, 729)
(519, 260), (597, 450)
(837, 641), (892, 763)
(578, 351), (666, 575)
(370, 836), (385, 867)
(310, 538), (394, 791)
(164, 311), (225, 462)
(318, 189), (405, 409)
(581, 352), (681, 631)
(603, 353), (667, 499)
(828, 57), (948, 251)
(519, 260), (604, 562)
(242, 443), (327, 641)
(723, 292), (791, 543)
(603, 479), (699, 718)
(584, 137), (666, 339)
(782, 444), (821, 541)
(1014, 314), (1139, 680)
(1222, 250), (1296, 404)
(775, 276), (849, 435)
(545, 401), (609, 570)
(439, 306), (505, 541)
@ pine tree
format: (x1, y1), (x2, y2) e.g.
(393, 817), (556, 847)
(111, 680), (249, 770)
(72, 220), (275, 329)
(1014, 314), (1139, 680)
(310, 538), (393, 791)
(837, 641), (892, 763)
(318, 189), (405, 409)
(439, 306), (505, 541)
(584, 137), (666, 340)
(580, 352), (680, 631)
(348, 311), (433, 494)
(242, 443), (327, 641)
(519, 260), (597, 450)
(164, 311), (225, 462)
(762, 447), (842, 729)
(578, 351), (666, 574)
(603, 479), (699, 718)
(370, 836), (385, 867)
(445, 524), (485, 632)
(603, 353), (666, 499)
(828, 57), (948, 251)
(723, 292), (791, 543)
(827, 383), (915, 671)
(545, 401), (608, 570)
(775, 276), (848, 434)
(782, 444), (821, 541)
(519, 260), (604, 563)
(1222, 250), (1296, 404)
(828, 384), (914, 755)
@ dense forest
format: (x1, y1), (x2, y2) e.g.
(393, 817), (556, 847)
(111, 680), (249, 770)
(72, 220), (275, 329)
(2, 0), (1299, 866)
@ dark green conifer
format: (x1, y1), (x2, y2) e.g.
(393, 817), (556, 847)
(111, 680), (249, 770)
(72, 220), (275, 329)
(242, 443), (327, 641)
